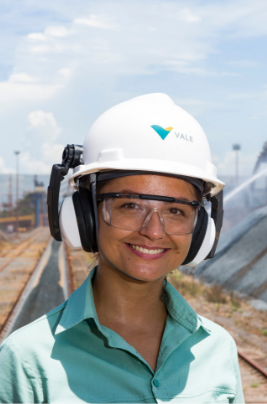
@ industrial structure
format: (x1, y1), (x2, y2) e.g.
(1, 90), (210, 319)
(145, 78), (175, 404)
(0, 175), (47, 231)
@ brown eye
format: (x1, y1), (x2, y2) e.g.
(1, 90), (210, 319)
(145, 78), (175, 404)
(122, 203), (136, 209)
(169, 208), (182, 215)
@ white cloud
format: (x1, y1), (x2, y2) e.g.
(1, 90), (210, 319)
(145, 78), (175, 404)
(74, 14), (116, 30)
(41, 143), (64, 165)
(0, 70), (65, 105)
(0, 80), (61, 103)
(27, 33), (46, 41)
(0, 157), (13, 174)
(28, 111), (61, 141)
(44, 26), (70, 38)
(19, 142), (64, 174)
(27, 26), (70, 43)
(29, 44), (66, 54)
(58, 68), (72, 79)
(18, 150), (60, 174)
(18, 142), (64, 174)
(182, 8), (201, 23)
(9, 73), (39, 83)
(17, 112), (64, 174)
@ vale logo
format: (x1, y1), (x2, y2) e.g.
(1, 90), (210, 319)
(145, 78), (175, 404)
(151, 125), (173, 140)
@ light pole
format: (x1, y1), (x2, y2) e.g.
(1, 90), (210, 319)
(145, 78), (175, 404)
(232, 144), (241, 186)
(14, 151), (20, 232)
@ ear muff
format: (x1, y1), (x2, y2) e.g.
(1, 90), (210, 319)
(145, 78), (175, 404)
(59, 195), (82, 249)
(72, 188), (98, 253)
(182, 207), (215, 266)
(58, 189), (98, 252)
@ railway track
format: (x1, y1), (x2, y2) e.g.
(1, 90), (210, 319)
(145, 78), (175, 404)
(238, 354), (267, 403)
(0, 229), (70, 343)
(0, 229), (44, 276)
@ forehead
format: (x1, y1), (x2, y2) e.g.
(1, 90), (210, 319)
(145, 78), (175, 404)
(99, 174), (197, 199)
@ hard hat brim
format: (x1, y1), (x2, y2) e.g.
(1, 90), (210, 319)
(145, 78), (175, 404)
(69, 159), (224, 196)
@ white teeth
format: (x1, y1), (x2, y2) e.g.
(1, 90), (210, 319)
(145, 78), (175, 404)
(130, 245), (165, 255)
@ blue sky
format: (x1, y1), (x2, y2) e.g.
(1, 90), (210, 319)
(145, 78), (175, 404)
(0, 0), (267, 177)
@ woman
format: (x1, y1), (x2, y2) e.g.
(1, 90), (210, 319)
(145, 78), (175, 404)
(0, 94), (244, 403)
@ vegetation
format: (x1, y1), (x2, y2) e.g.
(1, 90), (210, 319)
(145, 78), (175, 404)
(167, 269), (242, 313)
(204, 285), (227, 304)
(229, 291), (241, 311)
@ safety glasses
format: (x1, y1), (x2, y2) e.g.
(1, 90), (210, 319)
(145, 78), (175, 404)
(97, 193), (200, 235)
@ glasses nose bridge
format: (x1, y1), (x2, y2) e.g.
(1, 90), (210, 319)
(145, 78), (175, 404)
(142, 207), (165, 231)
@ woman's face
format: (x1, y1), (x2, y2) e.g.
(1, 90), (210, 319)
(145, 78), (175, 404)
(98, 175), (198, 282)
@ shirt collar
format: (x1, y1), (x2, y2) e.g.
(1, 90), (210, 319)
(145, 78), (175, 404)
(55, 268), (98, 335)
(55, 267), (210, 336)
(163, 281), (210, 333)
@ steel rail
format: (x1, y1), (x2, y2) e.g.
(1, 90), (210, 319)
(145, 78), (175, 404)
(0, 236), (72, 343)
(0, 237), (36, 272)
(238, 349), (267, 379)
(0, 236), (52, 342)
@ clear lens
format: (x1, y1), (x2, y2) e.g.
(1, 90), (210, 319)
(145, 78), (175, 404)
(103, 197), (198, 235)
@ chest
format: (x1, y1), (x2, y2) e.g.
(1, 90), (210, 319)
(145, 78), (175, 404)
(39, 323), (237, 403)
(111, 324), (165, 372)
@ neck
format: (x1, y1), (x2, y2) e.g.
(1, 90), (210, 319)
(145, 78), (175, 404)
(92, 262), (167, 328)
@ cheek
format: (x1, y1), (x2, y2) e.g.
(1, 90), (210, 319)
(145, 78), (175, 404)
(171, 234), (192, 258)
(98, 215), (130, 246)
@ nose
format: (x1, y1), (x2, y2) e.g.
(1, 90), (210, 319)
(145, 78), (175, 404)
(139, 211), (165, 240)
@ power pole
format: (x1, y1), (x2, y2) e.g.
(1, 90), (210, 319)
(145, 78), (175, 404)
(233, 144), (241, 186)
(14, 151), (20, 232)
(8, 175), (13, 216)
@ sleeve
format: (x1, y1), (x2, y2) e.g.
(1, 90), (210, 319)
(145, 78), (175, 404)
(230, 338), (245, 404)
(0, 336), (43, 403)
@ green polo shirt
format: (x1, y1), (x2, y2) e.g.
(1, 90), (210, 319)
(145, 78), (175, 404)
(0, 268), (244, 403)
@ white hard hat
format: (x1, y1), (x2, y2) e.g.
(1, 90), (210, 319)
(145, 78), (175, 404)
(70, 93), (224, 195)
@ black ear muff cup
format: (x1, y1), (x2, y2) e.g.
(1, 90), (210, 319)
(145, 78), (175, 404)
(72, 189), (98, 253)
(79, 187), (98, 253)
(182, 206), (208, 265)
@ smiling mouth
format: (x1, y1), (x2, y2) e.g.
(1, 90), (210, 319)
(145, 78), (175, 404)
(128, 244), (166, 255)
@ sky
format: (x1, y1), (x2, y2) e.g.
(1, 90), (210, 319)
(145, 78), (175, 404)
(0, 0), (267, 178)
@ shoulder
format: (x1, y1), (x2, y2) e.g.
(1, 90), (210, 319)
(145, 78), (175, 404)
(198, 315), (236, 344)
(0, 301), (66, 359)
(0, 302), (67, 403)
(197, 314), (237, 350)
(196, 315), (240, 375)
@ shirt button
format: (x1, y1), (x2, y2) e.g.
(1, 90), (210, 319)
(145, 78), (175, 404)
(153, 379), (160, 387)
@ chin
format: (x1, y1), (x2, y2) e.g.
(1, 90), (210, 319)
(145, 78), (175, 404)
(119, 261), (172, 282)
